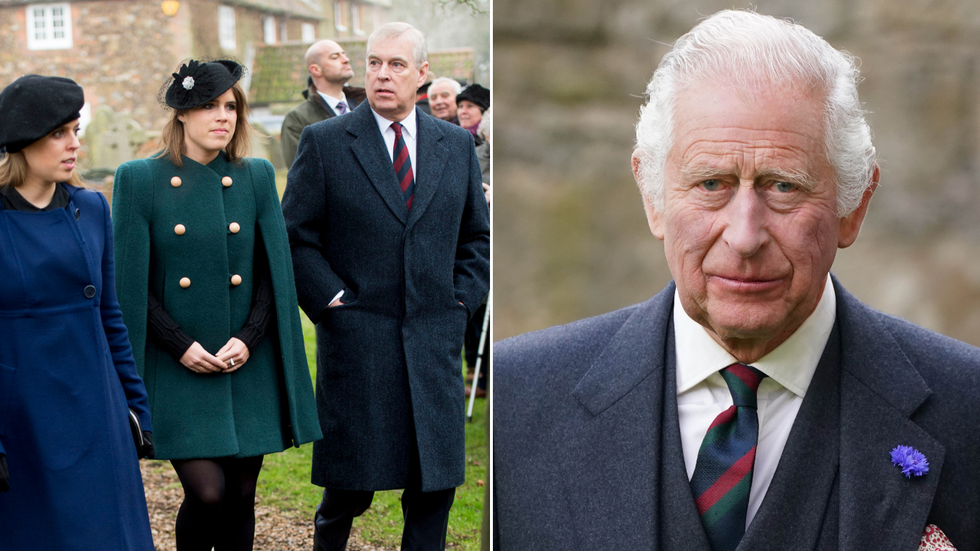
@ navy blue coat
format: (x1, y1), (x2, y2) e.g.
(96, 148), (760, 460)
(282, 103), (490, 492)
(0, 184), (153, 550)
(494, 279), (980, 551)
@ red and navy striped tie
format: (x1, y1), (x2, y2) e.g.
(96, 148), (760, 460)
(391, 122), (414, 210)
(690, 363), (767, 551)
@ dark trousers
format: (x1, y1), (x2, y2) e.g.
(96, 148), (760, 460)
(313, 485), (455, 551)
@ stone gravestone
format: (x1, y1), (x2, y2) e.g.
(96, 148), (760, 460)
(84, 105), (148, 173)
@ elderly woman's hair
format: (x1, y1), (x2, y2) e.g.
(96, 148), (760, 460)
(157, 82), (254, 167)
(430, 76), (462, 96)
(367, 22), (428, 68)
(634, 9), (877, 217)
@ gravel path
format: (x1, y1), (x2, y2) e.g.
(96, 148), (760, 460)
(141, 460), (393, 551)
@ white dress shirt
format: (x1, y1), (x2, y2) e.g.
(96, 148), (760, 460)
(317, 89), (351, 115)
(674, 276), (836, 528)
(371, 106), (418, 171)
(332, 107), (419, 307)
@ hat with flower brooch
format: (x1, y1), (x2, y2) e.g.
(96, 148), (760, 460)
(164, 59), (243, 110)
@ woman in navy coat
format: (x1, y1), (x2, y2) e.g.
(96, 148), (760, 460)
(0, 76), (155, 549)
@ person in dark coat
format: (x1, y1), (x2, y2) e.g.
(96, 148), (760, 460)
(281, 39), (367, 168)
(281, 22), (490, 551)
(0, 75), (155, 550)
(113, 60), (321, 551)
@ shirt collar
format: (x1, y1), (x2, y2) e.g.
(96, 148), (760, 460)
(674, 275), (836, 397)
(316, 89), (348, 113)
(371, 106), (417, 139)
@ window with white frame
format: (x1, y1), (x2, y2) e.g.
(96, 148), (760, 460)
(263, 16), (276, 44)
(219, 5), (236, 51)
(352, 4), (363, 36)
(302, 23), (315, 43)
(334, 1), (347, 32)
(26, 3), (73, 50)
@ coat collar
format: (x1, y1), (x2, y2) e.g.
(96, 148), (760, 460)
(346, 103), (449, 227)
(833, 277), (943, 551)
(556, 278), (943, 550)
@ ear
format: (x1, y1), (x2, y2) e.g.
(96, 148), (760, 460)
(177, 112), (186, 124)
(309, 64), (322, 78)
(417, 62), (429, 88)
(838, 164), (879, 248)
(632, 150), (665, 241)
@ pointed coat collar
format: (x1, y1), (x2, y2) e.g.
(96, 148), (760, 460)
(345, 102), (449, 228)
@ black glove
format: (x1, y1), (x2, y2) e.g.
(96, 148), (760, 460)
(0, 453), (8, 492)
(140, 431), (155, 460)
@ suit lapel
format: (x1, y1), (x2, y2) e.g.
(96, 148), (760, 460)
(739, 321), (843, 551)
(834, 281), (943, 551)
(555, 285), (675, 551)
(348, 103), (408, 224)
(406, 111), (448, 229)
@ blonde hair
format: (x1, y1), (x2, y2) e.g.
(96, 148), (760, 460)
(0, 150), (83, 189)
(156, 83), (254, 167)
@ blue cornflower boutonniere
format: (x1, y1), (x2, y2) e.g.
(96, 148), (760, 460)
(890, 445), (929, 478)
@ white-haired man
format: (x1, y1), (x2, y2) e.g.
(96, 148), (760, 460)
(428, 76), (461, 123)
(494, 9), (980, 551)
(283, 22), (490, 551)
(281, 39), (366, 168)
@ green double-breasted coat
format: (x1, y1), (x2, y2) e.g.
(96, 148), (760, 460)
(112, 153), (321, 459)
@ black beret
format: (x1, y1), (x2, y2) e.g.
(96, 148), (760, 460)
(165, 59), (243, 110)
(456, 84), (490, 112)
(0, 75), (84, 153)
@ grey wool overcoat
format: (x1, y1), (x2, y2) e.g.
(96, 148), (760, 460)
(282, 102), (490, 492)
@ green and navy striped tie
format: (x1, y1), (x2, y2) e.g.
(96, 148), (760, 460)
(690, 363), (767, 551)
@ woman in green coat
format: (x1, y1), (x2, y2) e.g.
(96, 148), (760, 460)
(113, 60), (321, 551)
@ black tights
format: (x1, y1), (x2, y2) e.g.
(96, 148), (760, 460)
(171, 455), (265, 551)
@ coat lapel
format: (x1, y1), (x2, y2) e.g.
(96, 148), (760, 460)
(834, 281), (944, 551)
(555, 285), (675, 551)
(348, 103), (408, 224)
(738, 321), (843, 551)
(406, 111), (448, 229)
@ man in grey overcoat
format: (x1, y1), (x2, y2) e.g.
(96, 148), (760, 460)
(282, 22), (490, 551)
(494, 10), (980, 551)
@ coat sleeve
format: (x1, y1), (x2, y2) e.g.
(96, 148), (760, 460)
(281, 124), (349, 324)
(111, 162), (153, 382)
(281, 110), (304, 169)
(251, 158), (322, 446)
(97, 190), (152, 430)
(453, 133), (491, 318)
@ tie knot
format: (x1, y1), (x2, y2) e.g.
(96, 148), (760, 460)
(720, 363), (766, 409)
(391, 122), (403, 137)
(336, 102), (347, 114)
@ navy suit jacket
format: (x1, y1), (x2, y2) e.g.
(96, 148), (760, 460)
(494, 279), (980, 550)
(283, 102), (490, 492)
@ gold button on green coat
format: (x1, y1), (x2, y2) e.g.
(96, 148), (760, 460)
(112, 153), (322, 459)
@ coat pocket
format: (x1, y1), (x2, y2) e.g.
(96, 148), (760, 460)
(0, 363), (15, 436)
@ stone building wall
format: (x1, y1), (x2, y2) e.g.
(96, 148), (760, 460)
(494, 0), (980, 346)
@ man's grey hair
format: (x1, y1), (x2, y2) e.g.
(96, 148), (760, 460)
(634, 10), (877, 217)
(430, 76), (462, 96)
(367, 22), (428, 69)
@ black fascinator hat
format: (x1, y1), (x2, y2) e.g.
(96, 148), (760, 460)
(0, 75), (84, 153)
(163, 59), (243, 110)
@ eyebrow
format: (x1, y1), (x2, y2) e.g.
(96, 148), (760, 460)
(680, 164), (817, 191)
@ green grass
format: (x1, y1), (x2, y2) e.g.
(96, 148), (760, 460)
(256, 311), (488, 550)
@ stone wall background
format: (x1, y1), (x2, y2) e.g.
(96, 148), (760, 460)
(493, 0), (980, 346)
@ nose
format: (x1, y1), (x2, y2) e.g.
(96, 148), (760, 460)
(69, 131), (81, 151)
(721, 183), (769, 258)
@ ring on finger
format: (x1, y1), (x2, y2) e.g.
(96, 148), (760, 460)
(230, 358), (235, 367)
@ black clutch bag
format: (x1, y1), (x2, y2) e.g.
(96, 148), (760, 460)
(129, 408), (146, 451)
